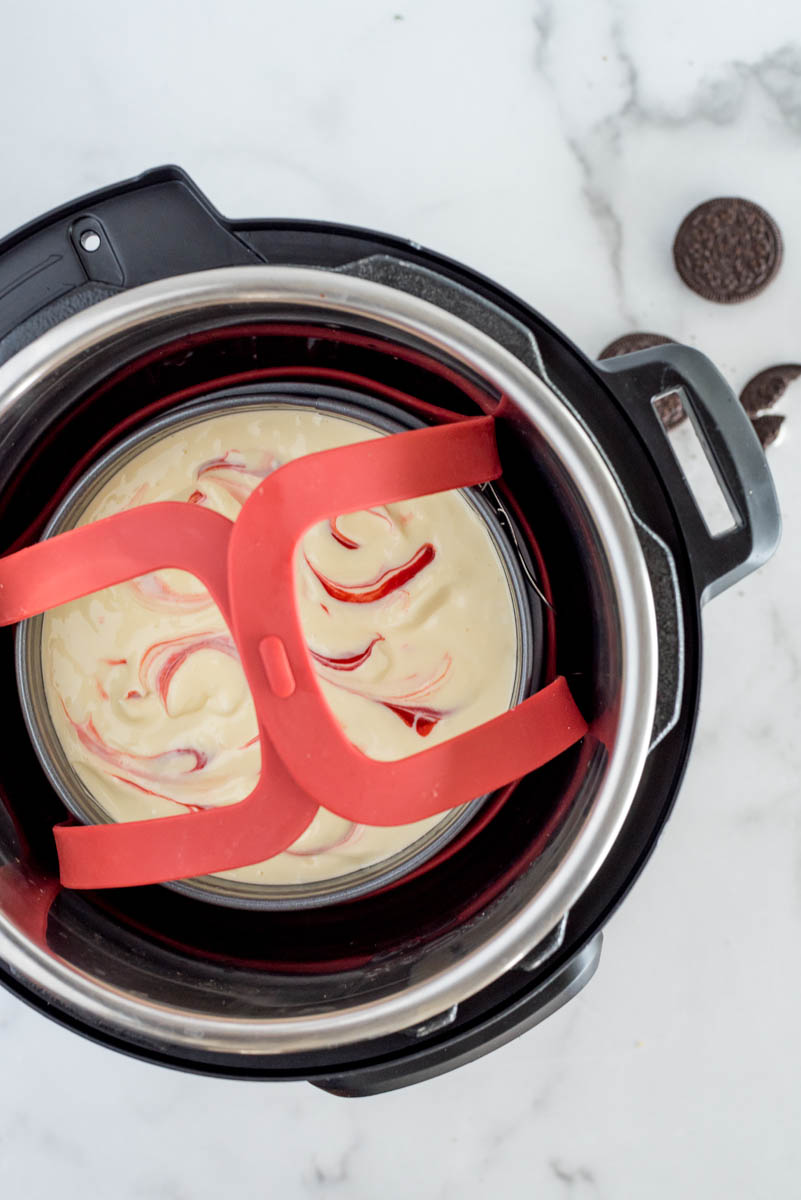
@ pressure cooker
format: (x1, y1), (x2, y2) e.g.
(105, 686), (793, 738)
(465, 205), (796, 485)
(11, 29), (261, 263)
(0, 166), (780, 1094)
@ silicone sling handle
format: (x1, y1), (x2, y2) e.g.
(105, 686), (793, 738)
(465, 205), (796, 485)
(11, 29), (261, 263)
(0, 417), (587, 888)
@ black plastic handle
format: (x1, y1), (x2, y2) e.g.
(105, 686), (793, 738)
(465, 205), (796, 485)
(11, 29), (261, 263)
(596, 344), (781, 603)
(310, 933), (602, 1097)
(0, 166), (260, 366)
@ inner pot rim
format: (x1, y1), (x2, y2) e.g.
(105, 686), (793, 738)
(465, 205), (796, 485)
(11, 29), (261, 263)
(0, 265), (658, 1053)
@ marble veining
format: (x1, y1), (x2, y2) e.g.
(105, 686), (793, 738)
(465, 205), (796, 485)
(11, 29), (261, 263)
(531, 1), (801, 333)
(1, 1), (800, 1197)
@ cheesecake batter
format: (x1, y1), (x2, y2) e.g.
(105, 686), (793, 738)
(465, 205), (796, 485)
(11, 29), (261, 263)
(41, 405), (519, 886)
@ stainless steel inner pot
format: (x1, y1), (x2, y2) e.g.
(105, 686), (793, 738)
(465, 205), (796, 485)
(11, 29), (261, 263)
(16, 385), (538, 910)
(0, 266), (657, 1055)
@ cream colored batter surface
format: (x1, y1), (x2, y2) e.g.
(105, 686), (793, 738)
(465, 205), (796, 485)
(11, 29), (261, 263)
(41, 405), (519, 885)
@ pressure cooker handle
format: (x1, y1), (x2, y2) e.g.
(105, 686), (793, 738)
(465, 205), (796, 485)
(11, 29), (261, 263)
(310, 933), (602, 1097)
(596, 344), (781, 603)
(0, 166), (259, 365)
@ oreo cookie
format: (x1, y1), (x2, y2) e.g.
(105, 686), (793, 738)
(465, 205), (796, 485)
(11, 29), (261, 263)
(673, 198), (782, 303)
(750, 414), (785, 448)
(652, 392), (686, 431)
(598, 331), (674, 360)
(740, 364), (801, 416)
(740, 363), (798, 449)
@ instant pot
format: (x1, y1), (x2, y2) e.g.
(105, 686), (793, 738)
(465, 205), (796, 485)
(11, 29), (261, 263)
(0, 166), (780, 1094)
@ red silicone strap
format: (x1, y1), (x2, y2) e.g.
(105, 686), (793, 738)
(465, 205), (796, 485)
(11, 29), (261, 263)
(54, 739), (318, 889)
(0, 417), (588, 888)
(228, 420), (585, 820)
(0, 504), (233, 624)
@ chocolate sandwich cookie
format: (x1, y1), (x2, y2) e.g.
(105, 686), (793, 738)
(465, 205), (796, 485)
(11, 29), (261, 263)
(598, 331), (674, 360)
(739, 363), (801, 416)
(652, 391), (686, 431)
(598, 332), (686, 429)
(750, 414), (785, 449)
(740, 363), (799, 449)
(673, 197), (782, 303)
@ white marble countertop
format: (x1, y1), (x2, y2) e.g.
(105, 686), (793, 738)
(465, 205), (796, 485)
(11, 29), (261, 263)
(1, 2), (799, 1196)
